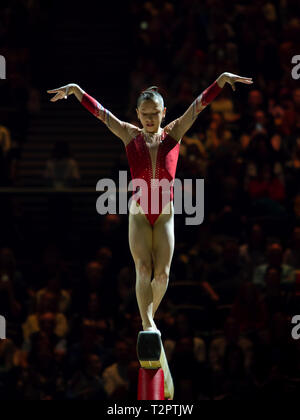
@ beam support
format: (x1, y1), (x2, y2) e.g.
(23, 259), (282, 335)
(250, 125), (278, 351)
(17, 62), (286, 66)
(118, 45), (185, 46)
(137, 331), (174, 400)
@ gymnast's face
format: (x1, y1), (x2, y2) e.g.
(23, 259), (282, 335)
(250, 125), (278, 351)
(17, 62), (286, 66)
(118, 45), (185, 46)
(136, 99), (166, 134)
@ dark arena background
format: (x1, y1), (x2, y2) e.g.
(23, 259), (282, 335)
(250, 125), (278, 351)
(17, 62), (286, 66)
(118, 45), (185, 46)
(0, 0), (300, 403)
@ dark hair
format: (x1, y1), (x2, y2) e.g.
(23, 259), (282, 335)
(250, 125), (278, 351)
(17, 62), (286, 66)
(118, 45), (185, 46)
(137, 86), (164, 109)
(265, 265), (282, 278)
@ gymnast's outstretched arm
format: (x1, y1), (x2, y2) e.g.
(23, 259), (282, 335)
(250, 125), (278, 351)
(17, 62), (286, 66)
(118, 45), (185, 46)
(47, 83), (138, 146)
(167, 72), (253, 142)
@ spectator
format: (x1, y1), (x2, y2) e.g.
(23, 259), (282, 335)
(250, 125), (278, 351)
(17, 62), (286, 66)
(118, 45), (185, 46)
(286, 135), (300, 196)
(270, 133), (289, 170)
(205, 112), (233, 158)
(231, 282), (268, 334)
(171, 336), (202, 400)
(203, 238), (250, 304)
(44, 141), (80, 189)
(249, 110), (272, 137)
(283, 226), (300, 269)
(240, 90), (266, 131)
(220, 344), (256, 400)
(247, 163), (286, 204)
(30, 243), (68, 292)
(208, 317), (254, 375)
(0, 338), (16, 374)
(263, 266), (292, 317)
(80, 293), (114, 347)
(102, 339), (135, 399)
(115, 266), (136, 316)
(17, 313), (67, 400)
(181, 130), (208, 178)
(67, 321), (112, 377)
(244, 134), (271, 178)
(22, 291), (69, 341)
(0, 248), (27, 340)
(94, 246), (117, 291)
(291, 88), (300, 132)
(237, 132), (252, 163)
(22, 312), (67, 360)
(36, 270), (71, 315)
(253, 243), (295, 290)
(67, 353), (107, 400)
(73, 261), (111, 315)
(239, 224), (267, 269)
(0, 336), (17, 398)
(210, 89), (240, 123)
(163, 312), (206, 364)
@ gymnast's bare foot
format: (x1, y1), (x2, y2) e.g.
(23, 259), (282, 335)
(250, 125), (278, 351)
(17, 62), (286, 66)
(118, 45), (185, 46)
(144, 324), (161, 336)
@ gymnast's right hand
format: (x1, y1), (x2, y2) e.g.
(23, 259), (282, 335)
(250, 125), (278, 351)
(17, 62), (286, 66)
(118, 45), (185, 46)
(47, 83), (78, 102)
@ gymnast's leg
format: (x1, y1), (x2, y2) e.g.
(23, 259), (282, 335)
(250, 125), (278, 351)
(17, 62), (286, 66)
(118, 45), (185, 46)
(151, 203), (175, 319)
(129, 204), (156, 331)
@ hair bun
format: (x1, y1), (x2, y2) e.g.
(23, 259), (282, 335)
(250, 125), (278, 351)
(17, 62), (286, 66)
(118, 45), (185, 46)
(141, 86), (159, 93)
(137, 86), (164, 108)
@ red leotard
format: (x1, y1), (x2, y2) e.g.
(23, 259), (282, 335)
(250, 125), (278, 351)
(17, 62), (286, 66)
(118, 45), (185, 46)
(126, 129), (180, 226)
(79, 83), (223, 226)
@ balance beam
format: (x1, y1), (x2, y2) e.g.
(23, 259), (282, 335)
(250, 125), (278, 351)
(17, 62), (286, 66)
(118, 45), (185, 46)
(137, 331), (174, 400)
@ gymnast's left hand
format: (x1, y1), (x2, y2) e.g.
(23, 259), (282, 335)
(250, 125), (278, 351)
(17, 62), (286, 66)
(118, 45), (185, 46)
(222, 72), (253, 91)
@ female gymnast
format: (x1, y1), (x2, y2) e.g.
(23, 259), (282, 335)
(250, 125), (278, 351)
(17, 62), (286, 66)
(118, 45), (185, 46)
(47, 72), (253, 334)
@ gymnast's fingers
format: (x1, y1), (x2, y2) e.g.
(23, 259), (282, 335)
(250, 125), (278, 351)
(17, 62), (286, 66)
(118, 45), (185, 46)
(47, 88), (60, 94)
(50, 92), (64, 102)
(235, 76), (253, 84)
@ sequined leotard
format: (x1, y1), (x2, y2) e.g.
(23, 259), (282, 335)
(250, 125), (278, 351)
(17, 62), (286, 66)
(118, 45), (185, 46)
(126, 128), (180, 226)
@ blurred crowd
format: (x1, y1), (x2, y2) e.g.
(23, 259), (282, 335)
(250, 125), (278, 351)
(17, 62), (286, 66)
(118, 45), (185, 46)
(1, 0), (300, 400)
(0, 0), (47, 186)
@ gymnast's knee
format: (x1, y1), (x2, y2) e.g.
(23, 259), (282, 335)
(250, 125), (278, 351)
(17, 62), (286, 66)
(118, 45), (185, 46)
(153, 271), (169, 285)
(136, 260), (153, 278)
